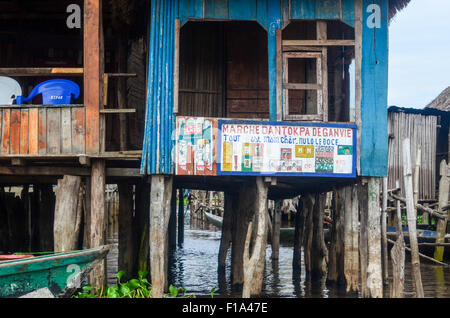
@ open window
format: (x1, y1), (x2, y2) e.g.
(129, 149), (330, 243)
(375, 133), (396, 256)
(282, 48), (327, 121)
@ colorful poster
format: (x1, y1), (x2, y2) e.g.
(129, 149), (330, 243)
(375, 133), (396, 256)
(218, 120), (356, 177)
(176, 117), (216, 175)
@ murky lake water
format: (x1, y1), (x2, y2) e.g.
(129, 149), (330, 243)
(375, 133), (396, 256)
(168, 213), (450, 298)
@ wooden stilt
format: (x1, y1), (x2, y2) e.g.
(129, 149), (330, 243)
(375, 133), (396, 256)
(403, 139), (424, 298)
(434, 160), (449, 261)
(381, 177), (389, 286)
(149, 175), (173, 298)
(231, 186), (251, 289)
(311, 192), (327, 281)
(358, 181), (369, 297)
(83, 177), (91, 250)
(218, 191), (234, 278)
(293, 197), (305, 272)
(367, 177), (383, 298)
(168, 188), (177, 250)
(89, 159), (106, 288)
(350, 185), (359, 292)
(242, 177), (268, 298)
(271, 200), (281, 260)
(390, 180), (405, 298)
(303, 194), (315, 275)
(135, 180), (150, 274)
(37, 185), (55, 252)
(178, 188), (184, 246)
(118, 183), (135, 280)
(53, 175), (82, 251)
(327, 188), (345, 285)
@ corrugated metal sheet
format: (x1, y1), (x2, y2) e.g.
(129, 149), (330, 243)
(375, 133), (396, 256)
(141, 0), (178, 174)
(388, 110), (438, 200)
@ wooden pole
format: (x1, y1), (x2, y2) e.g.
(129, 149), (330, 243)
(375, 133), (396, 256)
(218, 192), (234, 278)
(89, 159), (106, 288)
(367, 178), (383, 298)
(390, 179), (405, 298)
(311, 192), (327, 280)
(271, 200), (281, 260)
(349, 185), (359, 292)
(358, 181), (369, 297)
(381, 177), (389, 285)
(135, 181), (150, 274)
(303, 194), (315, 275)
(53, 175), (82, 251)
(434, 160), (449, 261)
(403, 138), (424, 298)
(149, 175), (173, 298)
(178, 188), (185, 246)
(242, 177), (268, 298)
(293, 196), (306, 272)
(38, 185), (55, 252)
(168, 188), (177, 250)
(413, 146), (421, 219)
(118, 183), (135, 280)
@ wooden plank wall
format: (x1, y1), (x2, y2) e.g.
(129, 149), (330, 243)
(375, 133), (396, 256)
(0, 107), (86, 156)
(388, 111), (437, 200)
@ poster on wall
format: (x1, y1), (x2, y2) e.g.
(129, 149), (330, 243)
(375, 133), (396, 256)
(175, 117), (218, 176)
(218, 120), (357, 178)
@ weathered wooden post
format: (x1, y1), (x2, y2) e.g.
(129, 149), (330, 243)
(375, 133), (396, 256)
(358, 181), (369, 297)
(149, 175), (173, 298)
(434, 160), (449, 261)
(54, 175), (82, 252)
(403, 138), (424, 298)
(168, 188), (177, 250)
(390, 180), (405, 298)
(178, 188), (185, 246)
(343, 185), (359, 292)
(242, 177), (268, 298)
(218, 192), (234, 279)
(118, 183), (135, 280)
(293, 196), (305, 273)
(271, 200), (281, 260)
(327, 188), (345, 286)
(135, 180), (150, 274)
(311, 192), (327, 280)
(303, 194), (315, 276)
(366, 177), (383, 298)
(381, 177), (389, 286)
(90, 159), (106, 288)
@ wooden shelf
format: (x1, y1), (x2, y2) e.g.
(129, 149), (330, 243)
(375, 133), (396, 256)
(100, 108), (136, 114)
(0, 68), (136, 78)
(0, 67), (83, 76)
(0, 104), (84, 108)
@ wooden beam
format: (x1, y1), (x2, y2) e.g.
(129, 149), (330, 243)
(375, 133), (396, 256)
(99, 109), (136, 114)
(0, 68), (83, 76)
(84, 0), (103, 154)
(282, 40), (355, 47)
(0, 166), (90, 176)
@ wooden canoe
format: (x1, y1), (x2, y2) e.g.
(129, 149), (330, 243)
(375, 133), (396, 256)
(0, 245), (109, 298)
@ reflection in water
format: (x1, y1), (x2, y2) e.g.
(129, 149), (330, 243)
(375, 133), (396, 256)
(168, 217), (450, 298)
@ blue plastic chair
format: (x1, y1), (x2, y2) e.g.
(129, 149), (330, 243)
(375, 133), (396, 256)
(16, 79), (80, 105)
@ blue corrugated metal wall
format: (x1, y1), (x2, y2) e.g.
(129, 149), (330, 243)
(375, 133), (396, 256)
(141, 0), (178, 174)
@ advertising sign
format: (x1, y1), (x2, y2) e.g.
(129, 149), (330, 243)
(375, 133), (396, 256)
(218, 120), (357, 178)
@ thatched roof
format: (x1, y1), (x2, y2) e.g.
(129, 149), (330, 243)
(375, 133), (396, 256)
(425, 87), (450, 112)
(389, 0), (412, 20)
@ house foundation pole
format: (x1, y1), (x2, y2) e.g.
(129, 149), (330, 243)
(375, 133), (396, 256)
(149, 175), (173, 298)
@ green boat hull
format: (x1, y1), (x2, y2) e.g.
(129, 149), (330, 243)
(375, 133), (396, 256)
(0, 246), (109, 298)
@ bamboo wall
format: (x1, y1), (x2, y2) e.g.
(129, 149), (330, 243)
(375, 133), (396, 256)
(388, 110), (438, 200)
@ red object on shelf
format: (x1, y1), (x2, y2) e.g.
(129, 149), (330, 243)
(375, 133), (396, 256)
(0, 254), (34, 261)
